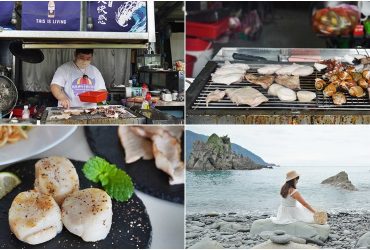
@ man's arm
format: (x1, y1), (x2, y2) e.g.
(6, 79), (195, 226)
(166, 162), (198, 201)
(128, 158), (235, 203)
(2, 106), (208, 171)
(51, 84), (71, 109)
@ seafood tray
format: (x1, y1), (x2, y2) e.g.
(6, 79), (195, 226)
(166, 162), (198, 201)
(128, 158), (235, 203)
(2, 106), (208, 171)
(43, 106), (145, 124)
(188, 62), (370, 112)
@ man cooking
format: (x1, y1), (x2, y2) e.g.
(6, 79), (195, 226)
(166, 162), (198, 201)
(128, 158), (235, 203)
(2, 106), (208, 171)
(50, 49), (106, 108)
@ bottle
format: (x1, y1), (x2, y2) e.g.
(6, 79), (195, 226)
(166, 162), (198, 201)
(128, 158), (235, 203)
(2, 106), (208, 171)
(48, 1), (55, 18)
(141, 93), (151, 110)
(22, 105), (30, 120)
(142, 83), (148, 97)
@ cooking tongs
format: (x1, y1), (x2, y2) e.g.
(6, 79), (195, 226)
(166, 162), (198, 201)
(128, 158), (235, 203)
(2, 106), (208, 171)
(232, 53), (278, 63)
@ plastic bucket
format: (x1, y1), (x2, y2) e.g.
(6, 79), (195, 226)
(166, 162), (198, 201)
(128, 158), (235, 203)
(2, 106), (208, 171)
(186, 55), (197, 78)
(186, 37), (213, 78)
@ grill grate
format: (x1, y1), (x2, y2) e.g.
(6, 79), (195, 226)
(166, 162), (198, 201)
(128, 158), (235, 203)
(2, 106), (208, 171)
(191, 66), (370, 111)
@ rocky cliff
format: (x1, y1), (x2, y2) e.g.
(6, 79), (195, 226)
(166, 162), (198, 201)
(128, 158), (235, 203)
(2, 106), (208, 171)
(187, 133), (266, 171)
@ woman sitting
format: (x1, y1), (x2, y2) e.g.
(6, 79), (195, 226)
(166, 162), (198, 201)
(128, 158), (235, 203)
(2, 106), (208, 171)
(271, 170), (316, 224)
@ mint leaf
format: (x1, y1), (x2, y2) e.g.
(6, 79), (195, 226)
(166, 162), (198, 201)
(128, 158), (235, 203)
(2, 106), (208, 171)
(103, 168), (134, 202)
(83, 156), (134, 202)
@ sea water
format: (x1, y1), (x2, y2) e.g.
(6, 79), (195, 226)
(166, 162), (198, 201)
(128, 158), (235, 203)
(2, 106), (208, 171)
(186, 166), (370, 215)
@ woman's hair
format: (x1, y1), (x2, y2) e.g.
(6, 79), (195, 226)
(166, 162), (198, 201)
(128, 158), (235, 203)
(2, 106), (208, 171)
(280, 177), (299, 198)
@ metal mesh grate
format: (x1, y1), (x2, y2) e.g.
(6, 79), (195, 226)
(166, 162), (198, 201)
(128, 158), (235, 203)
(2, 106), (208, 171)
(191, 66), (370, 111)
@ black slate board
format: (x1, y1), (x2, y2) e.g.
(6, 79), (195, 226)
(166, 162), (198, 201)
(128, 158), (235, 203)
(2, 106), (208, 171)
(0, 159), (152, 249)
(84, 126), (184, 204)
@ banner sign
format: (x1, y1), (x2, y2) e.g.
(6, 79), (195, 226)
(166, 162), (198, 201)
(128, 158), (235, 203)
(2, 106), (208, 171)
(0, 2), (15, 26)
(88, 1), (147, 32)
(22, 1), (81, 31)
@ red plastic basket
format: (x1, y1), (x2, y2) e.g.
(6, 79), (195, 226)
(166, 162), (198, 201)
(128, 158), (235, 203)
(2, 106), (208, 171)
(78, 91), (108, 103)
(186, 18), (229, 39)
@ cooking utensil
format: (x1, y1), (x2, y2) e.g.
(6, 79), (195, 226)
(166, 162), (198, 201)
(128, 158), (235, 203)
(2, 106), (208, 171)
(232, 53), (271, 62)
(0, 75), (18, 117)
(0, 159), (152, 248)
(9, 40), (44, 64)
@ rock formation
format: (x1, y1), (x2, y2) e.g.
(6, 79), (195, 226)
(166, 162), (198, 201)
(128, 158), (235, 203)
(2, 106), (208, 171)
(321, 171), (358, 191)
(250, 218), (330, 242)
(187, 133), (266, 171)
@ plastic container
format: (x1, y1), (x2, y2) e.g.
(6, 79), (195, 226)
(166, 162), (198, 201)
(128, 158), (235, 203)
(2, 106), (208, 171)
(22, 105), (30, 119)
(186, 55), (197, 77)
(186, 37), (213, 78)
(186, 18), (229, 39)
(78, 91), (108, 103)
(12, 105), (36, 118)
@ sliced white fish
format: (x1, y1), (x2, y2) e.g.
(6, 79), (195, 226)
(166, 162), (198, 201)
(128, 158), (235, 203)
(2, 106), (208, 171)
(275, 75), (301, 90)
(225, 87), (268, 107)
(62, 188), (112, 242)
(211, 73), (244, 85)
(9, 190), (63, 245)
(314, 63), (327, 71)
(118, 126), (154, 164)
(292, 65), (314, 76)
(213, 67), (246, 75)
(277, 87), (297, 102)
(257, 65), (282, 75)
(120, 126), (184, 185)
(297, 91), (316, 102)
(268, 84), (284, 96)
(206, 89), (226, 106)
(34, 156), (79, 205)
(275, 64), (303, 75)
(221, 61), (250, 70)
(151, 132), (184, 185)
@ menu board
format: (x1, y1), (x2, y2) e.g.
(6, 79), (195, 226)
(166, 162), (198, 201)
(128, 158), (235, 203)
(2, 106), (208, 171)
(88, 1), (147, 32)
(22, 1), (81, 31)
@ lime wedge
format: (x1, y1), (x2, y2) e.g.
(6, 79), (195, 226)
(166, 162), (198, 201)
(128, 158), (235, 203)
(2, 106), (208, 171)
(0, 172), (21, 199)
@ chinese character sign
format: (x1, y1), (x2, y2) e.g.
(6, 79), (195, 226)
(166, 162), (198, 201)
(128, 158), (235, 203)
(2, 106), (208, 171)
(22, 1), (81, 31)
(89, 1), (147, 32)
(0, 1), (15, 26)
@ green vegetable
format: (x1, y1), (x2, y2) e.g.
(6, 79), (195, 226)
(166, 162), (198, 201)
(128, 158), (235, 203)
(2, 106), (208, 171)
(83, 156), (134, 202)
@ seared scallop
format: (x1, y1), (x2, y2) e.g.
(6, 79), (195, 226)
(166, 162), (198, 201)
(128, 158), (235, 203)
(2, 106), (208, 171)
(61, 188), (113, 242)
(9, 190), (63, 245)
(34, 156), (79, 205)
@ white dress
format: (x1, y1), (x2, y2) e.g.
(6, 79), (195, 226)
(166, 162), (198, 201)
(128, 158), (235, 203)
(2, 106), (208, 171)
(270, 189), (314, 224)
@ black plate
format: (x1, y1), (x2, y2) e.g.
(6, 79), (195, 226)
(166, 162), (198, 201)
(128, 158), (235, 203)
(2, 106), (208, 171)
(0, 159), (152, 249)
(84, 126), (184, 204)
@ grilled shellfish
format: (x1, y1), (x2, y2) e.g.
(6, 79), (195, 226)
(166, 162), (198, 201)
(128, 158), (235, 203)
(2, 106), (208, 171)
(349, 86), (366, 98)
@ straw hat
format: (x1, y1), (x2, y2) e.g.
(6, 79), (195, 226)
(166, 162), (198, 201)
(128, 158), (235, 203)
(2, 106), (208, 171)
(314, 210), (328, 225)
(286, 170), (300, 182)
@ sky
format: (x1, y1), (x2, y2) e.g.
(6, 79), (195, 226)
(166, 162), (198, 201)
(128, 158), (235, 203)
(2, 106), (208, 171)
(187, 125), (370, 167)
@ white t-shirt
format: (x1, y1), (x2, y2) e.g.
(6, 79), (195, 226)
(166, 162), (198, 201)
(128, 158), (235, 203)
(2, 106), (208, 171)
(51, 61), (106, 108)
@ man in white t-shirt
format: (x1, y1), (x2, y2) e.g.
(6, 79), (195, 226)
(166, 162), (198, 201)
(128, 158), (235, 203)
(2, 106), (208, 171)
(50, 49), (107, 108)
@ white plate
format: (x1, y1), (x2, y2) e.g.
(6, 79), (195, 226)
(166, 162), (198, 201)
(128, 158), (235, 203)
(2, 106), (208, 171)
(0, 126), (77, 168)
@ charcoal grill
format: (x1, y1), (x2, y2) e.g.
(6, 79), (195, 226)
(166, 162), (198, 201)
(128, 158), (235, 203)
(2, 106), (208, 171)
(186, 48), (370, 124)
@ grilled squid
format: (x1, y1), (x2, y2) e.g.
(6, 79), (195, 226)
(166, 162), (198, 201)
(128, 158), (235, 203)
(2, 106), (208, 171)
(332, 92), (346, 105)
(323, 83), (337, 97)
(315, 78), (327, 91)
(349, 86), (366, 98)
(339, 80), (357, 92)
(338, 71), (352, 81)
(363, 70), (370, 80)
(358, 78), (369, 89)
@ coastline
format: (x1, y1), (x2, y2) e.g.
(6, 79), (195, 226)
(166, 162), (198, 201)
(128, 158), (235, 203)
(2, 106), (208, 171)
(186, 211), (370, 249)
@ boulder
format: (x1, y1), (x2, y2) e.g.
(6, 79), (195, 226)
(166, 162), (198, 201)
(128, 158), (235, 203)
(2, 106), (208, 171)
(252, 240), (319, 249)
(189, 237), (224, 249)
(210, 221), (246, 233)
(355, 232), (370, 248)
(321, 171), (358, 191)
(250, 218), (330, 241)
